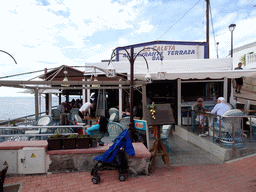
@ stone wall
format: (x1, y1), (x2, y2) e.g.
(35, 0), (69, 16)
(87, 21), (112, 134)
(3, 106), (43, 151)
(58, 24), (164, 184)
(48, 153), (99, 173)
(47, 143), (152, 177)
(47, 153), (151, 176)
(243, 77), (256, 93)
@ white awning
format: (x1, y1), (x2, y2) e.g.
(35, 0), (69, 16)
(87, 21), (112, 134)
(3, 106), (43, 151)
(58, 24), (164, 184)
(135, 70), (256, 80)
(92, 58), (256, 80)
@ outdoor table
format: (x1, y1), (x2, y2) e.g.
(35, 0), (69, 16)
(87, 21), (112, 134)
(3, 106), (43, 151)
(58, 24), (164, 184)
(83, 116), (98, 125)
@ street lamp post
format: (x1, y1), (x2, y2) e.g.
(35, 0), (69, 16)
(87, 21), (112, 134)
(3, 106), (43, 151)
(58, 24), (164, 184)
(106, 46), (164, 141)
(228, 24), (236, 58)
(0, 50), (17, 64)
(216, 42), (219, 58)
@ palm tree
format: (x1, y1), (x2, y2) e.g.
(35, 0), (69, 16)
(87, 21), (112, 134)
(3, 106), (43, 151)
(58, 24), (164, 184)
(240, 54), (246, 66)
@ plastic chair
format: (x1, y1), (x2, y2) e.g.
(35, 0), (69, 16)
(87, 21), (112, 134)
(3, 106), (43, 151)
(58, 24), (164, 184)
(25, 116), (53, 140)
(109, 113), (117, 122)
(160, 125), (172, 152)
(191, 104), (214, 132)
(54, 127), (74, 134)
(34, 115), (52, 126)
(109, 108), (119, 122)
(72, 113), (83, 123)
(119, 117), (130, 130)
(107, 122), (124, 142)
(191, 104), (203, 132)
(212, 109), (245, 148)
(51, 109), (61, 123)
(70, 108), (80, 123)
(227, 103), (235, 109)
(246, 117), (256, 141)
(70, 108), (79, 115)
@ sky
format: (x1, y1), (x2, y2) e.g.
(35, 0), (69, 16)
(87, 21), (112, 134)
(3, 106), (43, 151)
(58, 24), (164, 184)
(0, 0), (256, 96)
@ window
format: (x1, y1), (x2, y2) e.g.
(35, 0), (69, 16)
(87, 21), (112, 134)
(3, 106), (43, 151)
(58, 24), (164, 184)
(181, 81), (223, 103)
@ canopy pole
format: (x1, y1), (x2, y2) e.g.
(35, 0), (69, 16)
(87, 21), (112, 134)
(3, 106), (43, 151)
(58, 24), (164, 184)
(142, 84), (147, 120)
(224, 77), (228, 101)
(177, 78), (181, 125)
(35, 89), (39, 119)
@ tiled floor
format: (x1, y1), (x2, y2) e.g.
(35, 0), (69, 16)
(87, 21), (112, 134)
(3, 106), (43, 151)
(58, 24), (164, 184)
(149, 134), (223, 167)
(4, 154), (256, 192)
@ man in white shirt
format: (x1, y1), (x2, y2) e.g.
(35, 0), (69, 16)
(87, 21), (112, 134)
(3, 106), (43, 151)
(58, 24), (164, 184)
(209, 97), (231, 131)
(79, 102), (94, 118)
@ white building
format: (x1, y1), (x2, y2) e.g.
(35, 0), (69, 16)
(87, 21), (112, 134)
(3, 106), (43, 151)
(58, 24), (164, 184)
(232, 41), (256, 69)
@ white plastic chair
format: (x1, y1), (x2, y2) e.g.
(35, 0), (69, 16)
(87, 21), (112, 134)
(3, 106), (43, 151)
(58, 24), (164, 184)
(160, 125), (172, 152)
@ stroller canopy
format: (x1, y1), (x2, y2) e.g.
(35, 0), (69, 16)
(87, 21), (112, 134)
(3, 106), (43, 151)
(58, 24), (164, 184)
(94, 129), (135, 163)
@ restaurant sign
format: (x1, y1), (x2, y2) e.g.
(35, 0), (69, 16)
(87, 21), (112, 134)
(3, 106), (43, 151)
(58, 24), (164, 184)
(116, 41), (207, 62)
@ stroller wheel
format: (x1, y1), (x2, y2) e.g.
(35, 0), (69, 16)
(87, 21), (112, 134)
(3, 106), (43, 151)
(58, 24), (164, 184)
(119, 174), (126, 181)
(96, 175), (101, 182)
(92, 176), (99, 184)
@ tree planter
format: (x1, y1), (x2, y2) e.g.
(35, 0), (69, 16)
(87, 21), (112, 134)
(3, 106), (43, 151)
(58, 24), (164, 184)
(62, 137), (76, 149)
(76, 137), (91, 149)
(47, 138), (62, 150)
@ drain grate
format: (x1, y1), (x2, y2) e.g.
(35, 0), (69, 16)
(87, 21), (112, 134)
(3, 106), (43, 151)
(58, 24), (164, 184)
(3, 183), (22, 192)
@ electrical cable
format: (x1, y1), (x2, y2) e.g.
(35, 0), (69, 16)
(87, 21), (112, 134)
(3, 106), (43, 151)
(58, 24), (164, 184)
(157, 0), (201, 40)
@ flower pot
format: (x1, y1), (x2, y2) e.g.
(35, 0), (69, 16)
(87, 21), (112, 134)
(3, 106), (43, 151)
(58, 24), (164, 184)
(62, 137), (76, 149)
(76, 137), (91, 149)
(47, 138), (62, 150)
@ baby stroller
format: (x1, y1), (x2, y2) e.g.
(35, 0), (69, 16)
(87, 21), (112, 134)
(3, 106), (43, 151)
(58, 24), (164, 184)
(91, 129), (135, 184)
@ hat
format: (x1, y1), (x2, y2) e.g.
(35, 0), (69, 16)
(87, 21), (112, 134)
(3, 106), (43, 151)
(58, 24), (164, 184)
(218, 97), (225, 102)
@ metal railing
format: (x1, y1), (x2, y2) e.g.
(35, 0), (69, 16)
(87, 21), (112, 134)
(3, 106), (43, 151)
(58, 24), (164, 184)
(0, 113), (46, 126)
(191, 110), (256, 149)
(0, 125), (86, 142)
(0, 105), (59, 126)
(234, 95), (256, 103)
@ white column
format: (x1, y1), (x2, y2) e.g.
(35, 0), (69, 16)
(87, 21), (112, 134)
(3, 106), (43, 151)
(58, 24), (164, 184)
(82, 79), (86, 104)
(224, 77), (228, 101)
(86, 79), (90, 104)
(48, 94), (52, 116)
(177, 78), (181, 125)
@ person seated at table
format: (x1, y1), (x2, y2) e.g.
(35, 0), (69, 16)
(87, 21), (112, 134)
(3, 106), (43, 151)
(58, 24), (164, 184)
(78, 102), (94, 119)
(209, 97), (231, 131)
(57, 102), (65, 113)
(64, 101), (72, 113)
(122, 107), (130, 118)
(85, 116), (108, 136)
(194, 98), (207, 128)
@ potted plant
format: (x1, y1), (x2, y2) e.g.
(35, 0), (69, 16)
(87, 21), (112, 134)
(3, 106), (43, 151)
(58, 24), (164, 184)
(91, 134), (98, 148)
(76, 134), (91, 149)
(62, 134), (77, 149)
(47, 133), (62, 150)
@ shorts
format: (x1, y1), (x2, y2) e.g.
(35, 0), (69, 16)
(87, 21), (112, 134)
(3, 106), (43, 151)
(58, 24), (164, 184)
(235, 78), (243, 85)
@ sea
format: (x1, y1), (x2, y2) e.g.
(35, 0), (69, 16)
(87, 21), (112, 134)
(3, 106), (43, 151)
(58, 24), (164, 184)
(0, 96), (79, 121)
